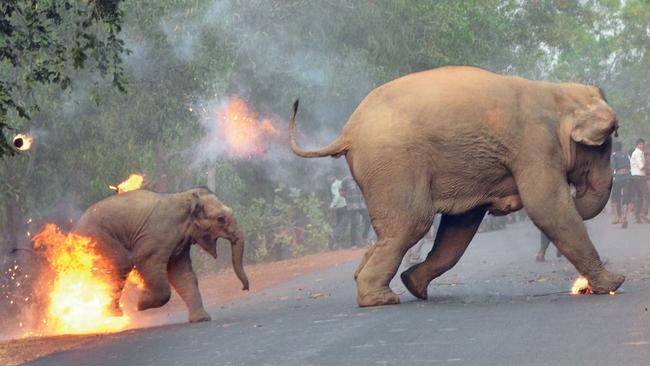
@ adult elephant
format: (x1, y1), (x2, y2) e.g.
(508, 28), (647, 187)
(73, 187), (249, 322)
(288, 65), (624, 307)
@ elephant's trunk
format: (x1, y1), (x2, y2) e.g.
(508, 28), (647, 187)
(574, 177), (612, 220)
(230, 229), (249, 291)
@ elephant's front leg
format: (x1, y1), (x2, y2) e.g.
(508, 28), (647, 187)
(168, 249), (211, 323)
(516, 167), (624, 293)
(401, 208), (486, 300)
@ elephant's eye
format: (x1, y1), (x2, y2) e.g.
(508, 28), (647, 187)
(217, 216), (226, 225)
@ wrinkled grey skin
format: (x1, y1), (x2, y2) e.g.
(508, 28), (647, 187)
(74, 188), (249, 322)
(289, 65), (624, 307)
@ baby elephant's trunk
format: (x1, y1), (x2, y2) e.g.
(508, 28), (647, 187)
(229, 223), (249, 291)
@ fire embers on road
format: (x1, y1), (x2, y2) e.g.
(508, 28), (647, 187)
(570, 276), (616, 295)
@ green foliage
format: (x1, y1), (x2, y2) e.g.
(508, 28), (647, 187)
(235, 185), (331, 262)
(0, 0), (128, 157)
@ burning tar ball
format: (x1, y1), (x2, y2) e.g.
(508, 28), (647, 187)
(12, 133), (33, 152)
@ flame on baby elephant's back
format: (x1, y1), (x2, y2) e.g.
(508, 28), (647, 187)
(215, 97), (280, 158)
(110, 174), (144, 194)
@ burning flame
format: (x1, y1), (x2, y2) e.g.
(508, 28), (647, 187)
(110, 174), (144, 194)
(571, 276), (591, 294)
(12, 133), (33, 151)
(215, 97), (280, 158)
(570, 276), (616, 295)
(31, 224), (141, 335)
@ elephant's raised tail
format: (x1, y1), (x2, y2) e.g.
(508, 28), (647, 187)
(289, 99), (348, 158)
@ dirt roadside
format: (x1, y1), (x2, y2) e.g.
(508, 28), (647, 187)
(0, 247), (365, 366)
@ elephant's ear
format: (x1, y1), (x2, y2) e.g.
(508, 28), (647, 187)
(190, 192), (203, 220)
(558, 120), (577, 171)
(569, 102), (618, 146)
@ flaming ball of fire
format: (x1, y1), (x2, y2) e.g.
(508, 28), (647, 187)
(570, 276), (616, 295)
(214, 97), (280, 158)
(31, 224), (142, 335)
(571, 276), (592, 295)
(109, 174), (144, 194)
(12, 133), (33, 152)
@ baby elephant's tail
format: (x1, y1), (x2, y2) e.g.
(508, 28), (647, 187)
(288, 99), (348, 158)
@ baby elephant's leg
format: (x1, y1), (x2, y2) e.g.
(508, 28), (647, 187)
(168, 250), (211, 322)
(94, 235), (132, 317)
(135, 250), (172, 311)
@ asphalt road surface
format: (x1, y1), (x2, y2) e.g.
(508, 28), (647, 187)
(29, 214), (650, 366)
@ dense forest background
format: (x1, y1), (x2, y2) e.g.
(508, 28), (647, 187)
(2, 1), (650, 267)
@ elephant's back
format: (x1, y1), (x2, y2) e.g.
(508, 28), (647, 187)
(342, 65), (526, 142)
(74, 190), (162, 239)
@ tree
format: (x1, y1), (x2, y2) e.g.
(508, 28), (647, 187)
(0, 0), (128, 157)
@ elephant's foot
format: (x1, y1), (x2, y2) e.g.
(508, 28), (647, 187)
(400, 267), (428, 300)
(189, 310), (212, 323)
(137, 290), (171, 311)
(357, 287), (400, 307)
(587, 270), (625, 294)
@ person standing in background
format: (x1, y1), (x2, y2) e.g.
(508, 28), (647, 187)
(630, 138), (649, 223)
(340, 176), (368, 247)
(328, 174), (347, 246)
(610, 141), (632, 228)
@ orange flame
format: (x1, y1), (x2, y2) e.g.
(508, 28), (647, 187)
(110, 174), (144, 194)
(571, 276), (591, 295)
(570, 276), (616, 295)
(126, 268), (145, 289)
(30, 224), (141, 335)
(215, 97), (280, 158)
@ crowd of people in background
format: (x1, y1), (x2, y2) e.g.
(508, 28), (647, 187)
(328, 174), (374, 249)
(610, 138), (649, 228)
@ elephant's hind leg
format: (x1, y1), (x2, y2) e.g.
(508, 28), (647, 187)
(401, 208), (485, 300)
(93, 235), (132, 317)
(135, 251), (172, 311)
(168, 249), (211, 322)
(355, 177), (434, 307)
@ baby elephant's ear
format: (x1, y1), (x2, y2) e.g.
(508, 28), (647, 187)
(570, 103), (618, 146)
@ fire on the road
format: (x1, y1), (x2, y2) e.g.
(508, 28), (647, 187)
(109, 174), (144, 194)
(571, 276), (592, 294)
(570, 276), (616, 295)
(30, 224), (141, 335)
(215, 97), (280, 158)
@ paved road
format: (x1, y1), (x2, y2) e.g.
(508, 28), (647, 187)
(30, 215), (650, 366)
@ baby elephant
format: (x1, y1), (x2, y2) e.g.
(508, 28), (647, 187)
(74, 187), (249, 322)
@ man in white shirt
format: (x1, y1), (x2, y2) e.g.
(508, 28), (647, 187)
(328, 175), (348, 245)
(630, 138), (649, 223)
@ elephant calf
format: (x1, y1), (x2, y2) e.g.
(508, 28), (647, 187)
(74, 187), (249, 322)
(289, 65), (624, 307)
